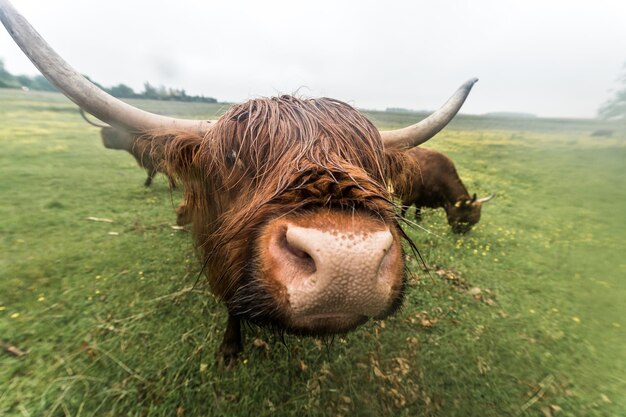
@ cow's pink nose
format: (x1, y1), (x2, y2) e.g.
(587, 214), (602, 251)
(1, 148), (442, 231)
(270, 223), (397, 318)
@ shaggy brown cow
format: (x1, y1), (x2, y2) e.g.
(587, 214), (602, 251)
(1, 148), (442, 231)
(393, 147), (494, 234)
(100, 126), (176, 188)
(1, 0), (477, 362)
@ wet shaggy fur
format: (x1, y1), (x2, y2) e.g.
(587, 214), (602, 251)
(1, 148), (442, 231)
(146, 95), (411, 333)
(390, 147), (483, 233)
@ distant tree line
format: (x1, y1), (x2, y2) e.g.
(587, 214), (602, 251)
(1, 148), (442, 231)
(0, 59), (218, 103)
(385, 107), (419, 113)
(0, 59), (56, 91)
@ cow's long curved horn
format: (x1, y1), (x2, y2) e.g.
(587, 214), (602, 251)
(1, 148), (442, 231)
(0, 0), (212, 134)
(380, 78), (478, 148)
(476, 193), (495, 203)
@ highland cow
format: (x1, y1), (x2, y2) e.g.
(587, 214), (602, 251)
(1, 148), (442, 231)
(1, 0), (478, 362)
(393, 147), (494, 234)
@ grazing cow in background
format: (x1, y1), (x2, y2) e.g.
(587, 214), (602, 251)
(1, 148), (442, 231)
(100, 126), (176, 188)
(392, 147), (494, 234)
(1, 0), (478, 362)
(81, 109), (172, 187)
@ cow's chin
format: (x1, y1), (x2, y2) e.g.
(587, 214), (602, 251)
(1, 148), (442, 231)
(286, 313), (369, 335)
(227, 269), (406, 336)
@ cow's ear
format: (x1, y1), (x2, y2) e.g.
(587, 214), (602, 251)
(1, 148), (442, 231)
(157, 132), (203, 179)
(454, 200), (463, 208)
(383, 148), (404, 183)
(471, 193), (477, 203)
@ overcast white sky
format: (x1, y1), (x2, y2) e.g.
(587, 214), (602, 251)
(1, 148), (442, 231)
(2, 0), (626, 118)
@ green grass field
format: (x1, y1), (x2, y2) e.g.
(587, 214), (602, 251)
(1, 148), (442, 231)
(1, 89), (624, 417)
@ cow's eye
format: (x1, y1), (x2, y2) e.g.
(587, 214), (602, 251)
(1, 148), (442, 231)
(226, 150), (237, 167)
(225, 150), (248, 175)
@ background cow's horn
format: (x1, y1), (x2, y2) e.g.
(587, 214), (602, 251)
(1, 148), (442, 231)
(0, 0), (212, 135)
(380, 78), (478, 149)
(477, 193), (495, 203)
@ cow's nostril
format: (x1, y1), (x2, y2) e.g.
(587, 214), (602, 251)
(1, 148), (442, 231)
(285, 238), (312, 260)
(280, 227), (317, 275)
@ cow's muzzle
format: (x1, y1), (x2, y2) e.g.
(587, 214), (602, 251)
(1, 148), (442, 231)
(259, 210), (404, 333)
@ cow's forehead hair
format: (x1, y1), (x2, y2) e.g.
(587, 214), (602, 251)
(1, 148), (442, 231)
(200, 95), (388, 182)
